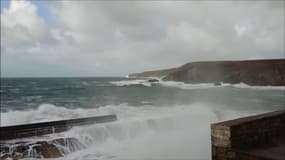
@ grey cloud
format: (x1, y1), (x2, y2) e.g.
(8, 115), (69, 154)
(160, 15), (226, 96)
(1, 0), (284, 77)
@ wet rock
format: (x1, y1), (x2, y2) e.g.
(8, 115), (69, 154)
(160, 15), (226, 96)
(36, 143), (62, 158)
(14, 145), (29, 153)
(148, 79), (159, 83)
(214, 82), (221, 86)
(0, 145), (9, 153)
(0, 153), (9, 160)
(11, 152), (22, 160)
(0, 137), (84, 159)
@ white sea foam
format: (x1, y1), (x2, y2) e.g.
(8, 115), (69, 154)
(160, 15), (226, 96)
(140, 101), (153, 105)
(159, 81), (285, 90)
(111, 79), (217, 89)
(110, 79), (154, 87)
(112, 78), (284, 90)
(1, 103), (263, 160)
(159, 81), (218, 90)
(61, 104), (215, 160)
(227, 83), (285, 90)
(81, 81), (90, 86)
(1, 104), (115, 126)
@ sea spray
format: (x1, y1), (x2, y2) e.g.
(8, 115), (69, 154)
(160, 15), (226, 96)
(110, 79), (285, 90)
(1, 77), (284, 160)
(0, 137), (85, 159)
(1, 103), (264, 159)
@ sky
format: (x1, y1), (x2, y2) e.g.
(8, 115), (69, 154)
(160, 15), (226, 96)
(1, 0), (284, 77)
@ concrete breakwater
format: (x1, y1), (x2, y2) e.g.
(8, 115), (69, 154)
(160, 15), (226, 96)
(211, 110), (285, 160)
(1, 110), (284, 159)
(0, 137), (85, 159)
(0, 115), (117, 141)
(0, 115), (117, 159)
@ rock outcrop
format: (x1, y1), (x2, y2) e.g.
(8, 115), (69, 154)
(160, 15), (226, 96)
(0, 138), (85, 159)
(129, 59), (285, 86)
(148, 79), (159, 83)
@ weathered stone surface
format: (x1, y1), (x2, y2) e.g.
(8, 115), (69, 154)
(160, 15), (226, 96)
(129, 59), (285, 86)
(211, 110), (285, 160)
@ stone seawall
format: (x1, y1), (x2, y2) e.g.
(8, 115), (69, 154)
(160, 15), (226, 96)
(0, 115), (117, 141)
(0, 115), (117, 159)
(211, 110), (285, 160)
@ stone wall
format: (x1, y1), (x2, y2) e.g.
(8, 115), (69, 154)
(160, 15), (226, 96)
(211, 110), (285, 160)
(1, 114), (117, 140)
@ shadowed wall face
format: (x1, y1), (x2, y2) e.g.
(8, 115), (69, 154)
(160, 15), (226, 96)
(211, 110), (285, 160)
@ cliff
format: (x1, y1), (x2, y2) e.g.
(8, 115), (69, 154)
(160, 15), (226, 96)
(128, 68), (177, 78)
(129, 59), (285, 86)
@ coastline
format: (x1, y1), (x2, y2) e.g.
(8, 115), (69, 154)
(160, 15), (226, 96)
(129, 59), (285, 86)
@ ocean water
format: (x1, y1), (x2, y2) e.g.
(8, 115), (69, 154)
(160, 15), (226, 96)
(1, 77), (284, 160)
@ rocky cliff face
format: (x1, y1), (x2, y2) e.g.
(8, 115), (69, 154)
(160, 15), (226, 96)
(129, 59), (285, 86)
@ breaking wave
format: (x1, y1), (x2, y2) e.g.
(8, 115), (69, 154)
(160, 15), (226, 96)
(110, 79), (155, 87)
(227, 83), (285, 90)
(160, 81), (285, 90)
(110, 79), (285, 90)
(1, 103), (263, 160)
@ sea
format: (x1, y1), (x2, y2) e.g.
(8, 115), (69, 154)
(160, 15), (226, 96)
(1, 77), (284, 160)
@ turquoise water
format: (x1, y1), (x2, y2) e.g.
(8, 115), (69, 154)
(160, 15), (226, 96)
(1, 77), (284, 159)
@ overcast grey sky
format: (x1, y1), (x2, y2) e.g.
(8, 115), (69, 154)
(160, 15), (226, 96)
(1, 0), (284, 77)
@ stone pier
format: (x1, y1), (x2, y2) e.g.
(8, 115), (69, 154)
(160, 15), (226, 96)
(0, 114), (117, 141)
(0, 115), (117, 159)
(211, 110), (285, 160)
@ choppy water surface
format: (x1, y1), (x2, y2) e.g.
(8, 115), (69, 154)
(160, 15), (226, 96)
(1, 77), (284, 159)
